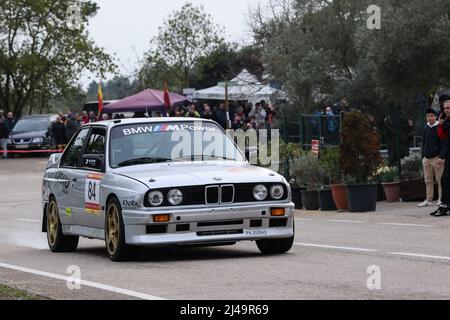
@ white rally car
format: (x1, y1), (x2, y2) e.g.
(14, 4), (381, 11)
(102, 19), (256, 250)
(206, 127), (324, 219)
(42, 118), (295, 261)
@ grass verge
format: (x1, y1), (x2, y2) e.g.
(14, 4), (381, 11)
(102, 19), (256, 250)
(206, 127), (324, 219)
(0, 284), (46, 300)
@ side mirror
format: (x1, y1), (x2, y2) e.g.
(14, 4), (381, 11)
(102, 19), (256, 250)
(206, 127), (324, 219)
(245, 146), (258, 163)
(48, 153), (63, 168)
(82, 154), (104, 171)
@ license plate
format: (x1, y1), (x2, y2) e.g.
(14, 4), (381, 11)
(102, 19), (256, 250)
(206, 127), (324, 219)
(15, 145), (29, 149)
(244, 229), (268, 236)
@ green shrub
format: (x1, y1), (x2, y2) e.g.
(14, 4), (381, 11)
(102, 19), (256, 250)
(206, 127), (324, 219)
(401, 153), (423, 180)
(290, 153), (326, 190)
(339, 111), (383, 184)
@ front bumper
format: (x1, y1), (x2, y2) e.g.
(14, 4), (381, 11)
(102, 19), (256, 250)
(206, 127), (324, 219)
(122, 202), (295, 246)
(7, 143), (53, 152)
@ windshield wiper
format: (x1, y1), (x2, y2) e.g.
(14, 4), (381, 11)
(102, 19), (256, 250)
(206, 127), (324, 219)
(118, 157), (172, 167)
(173, 155), (237, 162)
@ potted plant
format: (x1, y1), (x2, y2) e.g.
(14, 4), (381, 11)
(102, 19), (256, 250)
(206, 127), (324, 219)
(340, 111), (383, 212)
(376, 166), (400, 202)
(318, 148), (339, 211)
(290, 153), (325, 211)
(399, 153), (425, 202)
(278, 141), (304, 209)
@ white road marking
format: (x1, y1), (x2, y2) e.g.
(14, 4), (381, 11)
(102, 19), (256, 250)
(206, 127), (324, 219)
(0, 262), (167, 300)
(295, 218), (314, 221)
(378, 223), (433, 228)
(323, 219), (364, 224)
(15, 219), (41, 223)
(389, 252), (450, 261)
(294, 242), (378, 253)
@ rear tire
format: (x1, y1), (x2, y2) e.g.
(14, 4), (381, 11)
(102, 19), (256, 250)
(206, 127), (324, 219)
(105, 197), (141, 262)
(47, 198), (79, 252)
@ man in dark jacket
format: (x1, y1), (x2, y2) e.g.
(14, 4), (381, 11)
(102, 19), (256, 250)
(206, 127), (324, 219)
(433, 101), (450, 216)
(0, 114), (9, 159)
(65, 113), (80, 143)
(419, 109), (443, 207)
(51, 116), (66, 150)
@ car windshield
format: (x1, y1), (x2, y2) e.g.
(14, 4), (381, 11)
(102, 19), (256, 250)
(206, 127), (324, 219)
(12, 118), (49, 133)
(110, 121), (245, 168)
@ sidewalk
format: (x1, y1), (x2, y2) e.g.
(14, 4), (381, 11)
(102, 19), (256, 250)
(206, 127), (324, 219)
(295, 201), (450, 225)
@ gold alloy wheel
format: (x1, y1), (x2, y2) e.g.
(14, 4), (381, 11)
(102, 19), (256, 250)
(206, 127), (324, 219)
(47, 201), (59, 246)
(106, 203), (120, 255)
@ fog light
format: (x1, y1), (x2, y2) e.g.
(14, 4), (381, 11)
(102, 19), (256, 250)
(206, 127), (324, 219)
(271, 208), (285, 216)
(153, 214), (171, 223)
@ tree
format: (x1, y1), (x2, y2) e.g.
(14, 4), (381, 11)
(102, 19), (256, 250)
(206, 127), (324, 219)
(0, 0), (117, 117)
(250, 0), (450, 118)
(141, 2), (225, 89)
(87, 77), (133, 101)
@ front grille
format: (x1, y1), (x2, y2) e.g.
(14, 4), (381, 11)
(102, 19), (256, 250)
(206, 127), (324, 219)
(221, 185), (235, 203)
(144, 183), (288, 207)
(197, 230), (243, 237)
(13, 139), (32, 145)
(206, 186), (219, 204)
(197, 220), (243, 227)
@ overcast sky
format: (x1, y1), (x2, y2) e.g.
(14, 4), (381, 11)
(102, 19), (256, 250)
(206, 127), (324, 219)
(83, 0), (260, 86)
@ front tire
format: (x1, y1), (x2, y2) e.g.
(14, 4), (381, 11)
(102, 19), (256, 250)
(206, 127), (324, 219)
(256, 224), (294, 255)
(47, 198), (79, 252)
(105, 198), (141, 262)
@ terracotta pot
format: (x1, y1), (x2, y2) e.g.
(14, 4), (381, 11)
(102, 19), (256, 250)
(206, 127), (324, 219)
(382, 182), (400, 202)
(331, 184), (349, 211)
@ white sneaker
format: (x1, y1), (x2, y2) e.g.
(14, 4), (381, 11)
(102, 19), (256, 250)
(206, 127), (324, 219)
(418, 200), (433, 207)
(437, 201), (442, 207)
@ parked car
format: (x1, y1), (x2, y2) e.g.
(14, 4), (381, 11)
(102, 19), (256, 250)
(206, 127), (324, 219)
(41, 118), (295, 261)
(7, 115), (57, 153)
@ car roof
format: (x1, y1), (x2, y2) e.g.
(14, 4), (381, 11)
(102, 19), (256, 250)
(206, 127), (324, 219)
(83, 117), (217, 128)
(19, 114), (57, 120)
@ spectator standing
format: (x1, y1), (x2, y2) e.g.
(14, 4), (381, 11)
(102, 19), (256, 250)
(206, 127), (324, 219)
(185, 104), (201, 118)
(418, 109), (444, 207)
(51, 116), (66, 151)
(6, 112), (16, 132)
(249, 103), (266, 130)
(82, 111), (89, 124)
(101, 113), (110, 121)
(0, 112), (9, 159)
(215, 103), (228, 129)
(202, 104), (214, 120)
(433, 100), (450, 216)
(87, 111), (98, 123)
(65, 113), (80, 143)
(233, 107), (246, 130)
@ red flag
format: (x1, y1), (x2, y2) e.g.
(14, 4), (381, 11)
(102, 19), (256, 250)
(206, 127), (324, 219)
(98, 82), (103, 116)
(163, 81), (171, 110)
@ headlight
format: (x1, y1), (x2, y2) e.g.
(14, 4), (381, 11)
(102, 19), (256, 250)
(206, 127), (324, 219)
(168, 189), (183, 206)
(148, 191), (164, 207)
(253, 185), (268, 201)
(270, 185), (285, 200)
(32, 137), (44, 143)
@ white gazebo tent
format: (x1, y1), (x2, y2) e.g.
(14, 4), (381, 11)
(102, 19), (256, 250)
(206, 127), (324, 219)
(192, 69), (285, 104)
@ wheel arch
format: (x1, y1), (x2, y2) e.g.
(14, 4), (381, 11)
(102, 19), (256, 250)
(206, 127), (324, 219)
(42, 194), (57, 233)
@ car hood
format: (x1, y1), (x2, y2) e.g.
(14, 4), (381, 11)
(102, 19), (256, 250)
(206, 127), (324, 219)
(9, 130), (47, 139)
(113, 161), (284, 189)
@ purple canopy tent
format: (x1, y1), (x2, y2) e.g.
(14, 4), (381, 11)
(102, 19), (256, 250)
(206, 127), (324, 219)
(102, 89), (188, 115)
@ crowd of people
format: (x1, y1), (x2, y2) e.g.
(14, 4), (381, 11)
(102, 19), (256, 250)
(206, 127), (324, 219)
(169, 100), (279, 131)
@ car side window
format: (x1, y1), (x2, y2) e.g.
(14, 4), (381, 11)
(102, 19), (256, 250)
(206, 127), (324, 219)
(60, 128), (90, 168)
(84, 128), (106, 156)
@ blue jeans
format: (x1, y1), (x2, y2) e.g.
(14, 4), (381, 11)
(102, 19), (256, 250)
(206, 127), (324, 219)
(0, 138), (7, 158)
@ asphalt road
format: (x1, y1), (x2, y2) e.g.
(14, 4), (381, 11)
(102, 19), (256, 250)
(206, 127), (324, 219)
(2, 157), (450, 300)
